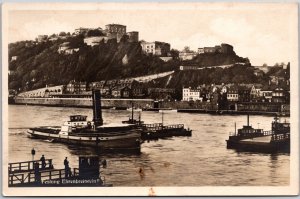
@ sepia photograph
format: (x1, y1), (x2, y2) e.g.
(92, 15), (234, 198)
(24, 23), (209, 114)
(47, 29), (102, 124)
(2, 2), (299, 196)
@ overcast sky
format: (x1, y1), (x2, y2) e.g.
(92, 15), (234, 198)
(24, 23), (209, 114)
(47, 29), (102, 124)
(8, 3), (297, 66)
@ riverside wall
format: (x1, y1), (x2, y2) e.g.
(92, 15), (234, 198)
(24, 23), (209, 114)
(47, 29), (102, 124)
(13, 97), (289, 115)
(14, 97), (154, 108)
(160, 101), (218, 110)
(159, 101), (289, 114)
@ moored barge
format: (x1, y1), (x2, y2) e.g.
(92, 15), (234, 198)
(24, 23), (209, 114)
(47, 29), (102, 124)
(226, 115), (290, 153)
(122, 108), (192, 140)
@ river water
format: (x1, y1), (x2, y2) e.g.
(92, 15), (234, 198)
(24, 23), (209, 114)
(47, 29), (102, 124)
(8, 105), (290, 186)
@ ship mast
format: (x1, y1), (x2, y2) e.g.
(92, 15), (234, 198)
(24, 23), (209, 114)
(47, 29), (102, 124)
(161, 110), (164, 126)
(131, 101), (134, 123)
(234, 122), (236, 135)
(247, 114), (250, 126)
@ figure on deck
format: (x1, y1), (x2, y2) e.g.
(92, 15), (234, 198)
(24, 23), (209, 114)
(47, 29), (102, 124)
(64, 157), (69, 178)
(40, 155), (46, 169)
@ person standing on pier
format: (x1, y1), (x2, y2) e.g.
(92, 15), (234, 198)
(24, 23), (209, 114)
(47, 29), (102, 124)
(31, 148), (35, 161)
(40, 155), (46, 169)
(64, 157), (69, 178)
(34, 162), (41, 184)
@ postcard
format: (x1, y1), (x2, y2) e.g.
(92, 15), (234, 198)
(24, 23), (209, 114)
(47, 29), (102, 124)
(2, 2), (299, 196)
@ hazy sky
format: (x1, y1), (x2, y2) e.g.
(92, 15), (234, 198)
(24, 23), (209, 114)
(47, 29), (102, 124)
(8, 3), (297, 66)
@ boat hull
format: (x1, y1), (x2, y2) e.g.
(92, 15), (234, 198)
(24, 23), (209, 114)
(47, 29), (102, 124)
(226, 138), (290, 153)
(27, 128), (141, 152)
(142, 128), (192, 140)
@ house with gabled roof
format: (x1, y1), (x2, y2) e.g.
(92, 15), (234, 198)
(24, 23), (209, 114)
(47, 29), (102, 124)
(260, 85), (276, 102)
(272, 87), (289, 103)
(182, 87), (201, 101)
(237, 85), (252, 102)
(227, 85), (239, 102)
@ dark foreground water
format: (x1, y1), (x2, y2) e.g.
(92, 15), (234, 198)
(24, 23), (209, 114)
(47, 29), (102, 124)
(8, 105), (290, 186)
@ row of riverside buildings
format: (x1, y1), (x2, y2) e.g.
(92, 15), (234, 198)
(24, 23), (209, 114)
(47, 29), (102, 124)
(18, 81), (290, 104)
(69, 80), (175, 99)
(182, 83), (290, 104)
(17, 79), (175, 100)
(15, 81), (290, 113)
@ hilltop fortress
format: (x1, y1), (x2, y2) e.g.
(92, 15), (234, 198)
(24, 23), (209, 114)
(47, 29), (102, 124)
(82, 24), (139, 46)
(35, 23), (236, 61)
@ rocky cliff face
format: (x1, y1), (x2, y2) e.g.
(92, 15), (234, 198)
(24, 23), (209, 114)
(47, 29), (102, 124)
(8, 36), (175, 91)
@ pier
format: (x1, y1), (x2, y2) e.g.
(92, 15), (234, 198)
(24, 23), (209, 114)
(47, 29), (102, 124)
(8, 156), (110, 187)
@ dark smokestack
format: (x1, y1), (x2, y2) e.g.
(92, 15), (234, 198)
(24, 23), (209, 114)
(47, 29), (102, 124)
(247, 114), (249, 126)
(92, 90), (103, 126)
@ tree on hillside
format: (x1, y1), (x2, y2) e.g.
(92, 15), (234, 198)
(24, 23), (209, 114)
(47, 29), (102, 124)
(86, 29), (104, 37)
(183, 46), (192, 53)
(59, 32), (67, 36)
(49, 33), (57, 38)
(170, 49), (179, 59)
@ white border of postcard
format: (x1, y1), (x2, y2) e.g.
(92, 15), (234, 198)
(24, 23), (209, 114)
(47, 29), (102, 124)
(2, 2), (299, 196)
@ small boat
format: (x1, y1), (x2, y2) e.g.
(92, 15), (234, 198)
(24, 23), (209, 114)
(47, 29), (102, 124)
(127, 107), (142, 112)
(226, 115), (290, 153)
(158, 109), (177, 113)
(44, 139), (55, 143)
(141, 123), (192, 140)
(27, 90), (142, 152)
(8, 155), (112, 187)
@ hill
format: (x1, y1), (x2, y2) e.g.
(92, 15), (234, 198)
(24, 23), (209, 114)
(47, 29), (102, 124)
(182, 51), (249, 67)
(8, 36), (178, 91)
(9, 34), (255, 92)
(146, 64), (270, 99)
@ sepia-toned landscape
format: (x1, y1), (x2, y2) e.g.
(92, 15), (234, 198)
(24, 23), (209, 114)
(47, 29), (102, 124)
(2, 2), (299, 196)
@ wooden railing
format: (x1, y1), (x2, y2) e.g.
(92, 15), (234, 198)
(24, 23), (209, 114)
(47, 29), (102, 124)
(8, 168), (79, 186)
(8, 159), (53, 174)
(271, 133), (290, 141)
(230, 130), (273, 137)
(143, 123), (163, 128)
(144, 124), (184, 131)
(8, 168), (105, 186)
(262, 131), (273, 136)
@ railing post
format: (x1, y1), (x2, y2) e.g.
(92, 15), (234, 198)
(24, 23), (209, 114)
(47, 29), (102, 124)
(21, 174), (24, 183)
(19, 163), (21, 171)
(49, 171), (52, 180)
(49, 159), (52, 168)
(10, 175), (13, 185)
(28, 162), (30, 170)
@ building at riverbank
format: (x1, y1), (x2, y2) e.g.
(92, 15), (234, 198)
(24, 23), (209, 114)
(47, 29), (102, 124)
(17, 85), (64, 98)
